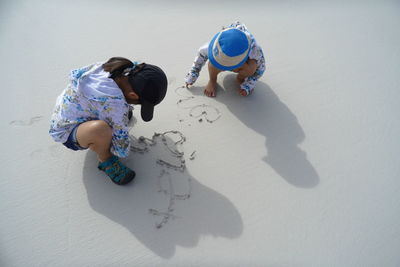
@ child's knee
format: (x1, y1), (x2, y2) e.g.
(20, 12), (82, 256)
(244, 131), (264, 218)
(91, 120), (112, 137)
(80, 120), (112, 140)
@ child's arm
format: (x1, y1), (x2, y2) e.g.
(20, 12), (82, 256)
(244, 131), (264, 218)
(234, 59), (257, 96)
(238, 41), (266, 96)
(185, 43), (209, 87)
(238, 66), (265, 96)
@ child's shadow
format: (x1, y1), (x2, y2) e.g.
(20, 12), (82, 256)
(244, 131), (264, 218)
(215, 74), (320, 188)
(82, 134), (243, 258)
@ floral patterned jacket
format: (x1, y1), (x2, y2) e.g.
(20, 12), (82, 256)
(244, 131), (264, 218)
(49, 63), (132, 158)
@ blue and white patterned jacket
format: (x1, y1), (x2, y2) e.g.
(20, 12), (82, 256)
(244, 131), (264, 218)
(49, 63), (132, 158)
(185, 22), (266, 94)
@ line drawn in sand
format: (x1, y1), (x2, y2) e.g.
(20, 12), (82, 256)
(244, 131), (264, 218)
(175, 86), (221, 123)
(130, 130), (187, 172)
(9, 115), (43, 126)
(130, 130), (193, 228)
(127, 84), (222, 228)
(149, 169), (192, 229)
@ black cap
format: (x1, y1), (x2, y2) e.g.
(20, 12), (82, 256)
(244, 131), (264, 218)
(128, 64), (167, 122)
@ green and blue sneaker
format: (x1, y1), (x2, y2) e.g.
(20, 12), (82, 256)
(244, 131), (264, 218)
(98, 156), (135, 185)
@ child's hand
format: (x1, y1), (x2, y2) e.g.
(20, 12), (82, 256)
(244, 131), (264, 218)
(239, 89), (248, 96)
(185, 82), (193, 88)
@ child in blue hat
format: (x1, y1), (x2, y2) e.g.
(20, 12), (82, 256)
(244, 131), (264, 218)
(49, 57), (167, 185)
(185, 22), (266, 97)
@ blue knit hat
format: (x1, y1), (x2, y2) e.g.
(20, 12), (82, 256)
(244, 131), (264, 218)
(208, 28), (251, 71)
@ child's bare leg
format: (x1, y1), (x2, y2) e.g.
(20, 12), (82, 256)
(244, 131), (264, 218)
(205, 62), (222, 97)
(76, 120), (113, 162)
(76, 120), (135, 185)
(236, 73), (246, 84)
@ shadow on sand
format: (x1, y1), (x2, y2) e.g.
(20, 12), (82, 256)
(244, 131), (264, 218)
(82, 134), (243, 259)
(218, 74), (320, 188)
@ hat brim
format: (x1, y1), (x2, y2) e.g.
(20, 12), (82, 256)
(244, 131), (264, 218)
(208, 32), (250, 71)
(140, 100), (155, 122)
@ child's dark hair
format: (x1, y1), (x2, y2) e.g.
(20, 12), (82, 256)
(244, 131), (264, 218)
(103, 57), (146, 79)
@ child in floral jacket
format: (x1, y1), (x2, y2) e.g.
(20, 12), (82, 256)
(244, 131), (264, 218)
(50, 57), (167, 185)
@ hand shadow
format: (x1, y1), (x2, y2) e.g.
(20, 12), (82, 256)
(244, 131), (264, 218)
(214, 74), (320, 188)
(82, 133), (243, 259)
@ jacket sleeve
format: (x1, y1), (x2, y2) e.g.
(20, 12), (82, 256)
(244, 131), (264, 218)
(185, 43), (209, 85)
(240, 42), (266, 95)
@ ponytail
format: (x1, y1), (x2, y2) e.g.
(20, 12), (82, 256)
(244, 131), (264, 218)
(102, 57), (133, 79)
(102, 57), (146, 79)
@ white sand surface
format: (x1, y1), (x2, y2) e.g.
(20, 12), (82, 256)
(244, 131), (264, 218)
(1, 0), (399, 266)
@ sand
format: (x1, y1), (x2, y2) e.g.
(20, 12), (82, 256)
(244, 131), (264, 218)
(1, 0), (399, 266)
